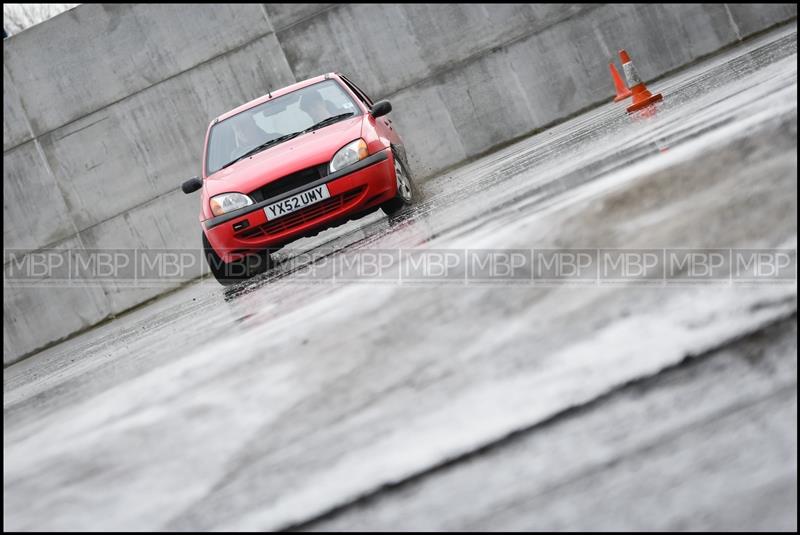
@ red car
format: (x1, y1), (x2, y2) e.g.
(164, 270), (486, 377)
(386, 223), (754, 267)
(182, 73), (417, 284)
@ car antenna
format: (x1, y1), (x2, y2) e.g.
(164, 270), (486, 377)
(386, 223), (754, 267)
(268, 88), (272, 98)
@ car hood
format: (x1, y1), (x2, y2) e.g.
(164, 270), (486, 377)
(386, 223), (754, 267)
(205, 115), (364, 197)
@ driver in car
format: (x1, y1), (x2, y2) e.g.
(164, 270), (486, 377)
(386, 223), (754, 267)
(231, 114), (265, 149)
(299, 91), (333, 124)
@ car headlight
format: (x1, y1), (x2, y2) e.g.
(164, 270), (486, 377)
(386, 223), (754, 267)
(209, 192), (254, 216)
(329, 138), (368, 174)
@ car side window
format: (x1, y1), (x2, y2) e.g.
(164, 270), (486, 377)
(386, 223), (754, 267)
(340, 75), (374, 108)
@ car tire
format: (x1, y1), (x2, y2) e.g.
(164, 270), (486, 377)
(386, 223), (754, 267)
(202, 233), (272, 286)
(381, 149), (417, 216)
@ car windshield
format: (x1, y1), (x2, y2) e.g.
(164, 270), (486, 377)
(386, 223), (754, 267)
(205, 79), (361, 175)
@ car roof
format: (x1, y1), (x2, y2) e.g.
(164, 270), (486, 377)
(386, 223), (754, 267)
(213, 73), (339, 124)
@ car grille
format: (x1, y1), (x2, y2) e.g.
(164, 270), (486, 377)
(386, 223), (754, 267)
(250, 164), (329, 203)
(238, 187), (365, 238)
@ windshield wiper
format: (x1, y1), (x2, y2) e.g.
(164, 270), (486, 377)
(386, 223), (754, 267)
(303, 113), (355, 134)
(220, 131), (304, 170)
(219, 113), (355, 170)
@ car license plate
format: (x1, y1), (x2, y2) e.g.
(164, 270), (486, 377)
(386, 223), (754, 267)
(264, 184), (331, 221)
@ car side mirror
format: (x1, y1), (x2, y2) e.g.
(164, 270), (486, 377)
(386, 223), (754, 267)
(182, 176), (202, 194)
(370, 100), (392, 118)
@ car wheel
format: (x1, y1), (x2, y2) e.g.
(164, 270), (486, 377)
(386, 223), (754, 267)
(381, 149), (417, 216)
(202, 233), (272, 286)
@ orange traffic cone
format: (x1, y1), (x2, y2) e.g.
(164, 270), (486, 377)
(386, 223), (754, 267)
(619, 50), (662, 113)
(609, 62), (631, 102)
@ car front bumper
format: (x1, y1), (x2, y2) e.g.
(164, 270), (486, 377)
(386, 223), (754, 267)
(204, 149), (397, 262)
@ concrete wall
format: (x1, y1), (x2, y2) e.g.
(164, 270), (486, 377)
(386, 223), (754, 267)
(3, 3), (796, 364)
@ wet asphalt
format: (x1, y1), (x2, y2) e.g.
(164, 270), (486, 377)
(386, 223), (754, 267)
(3, 23), (797, 531)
